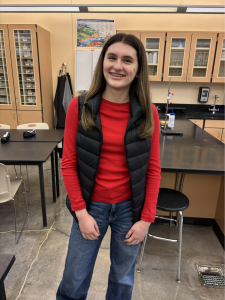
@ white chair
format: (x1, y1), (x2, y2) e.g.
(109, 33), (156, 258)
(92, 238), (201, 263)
(0, 124), (10, 129)
(0, 163), (29, 243)
(17, 122), (49, 130)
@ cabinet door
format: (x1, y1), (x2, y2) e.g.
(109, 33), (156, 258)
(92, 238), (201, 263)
(212, 33), (225, 83)
(163, 32), (191, 82)
(116, 31), (140, 40)
(0, 25), (16, 110)
(188, 33), (217, 82)
(17, 110), (42, 125)
(204, 127), (223, 141)
(141, 32), (165, 81)
(8, 25), (42, 111)
(205, 120), (225, 128)
(189, 119), (204, 128)
(0, 109), (18, 128)
(221, 129), (225, 144)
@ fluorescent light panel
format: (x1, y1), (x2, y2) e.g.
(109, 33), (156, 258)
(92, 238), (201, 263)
(186, 7), (225, 13)
(88, 7), (177, 12)
(0, 6), (80, 12)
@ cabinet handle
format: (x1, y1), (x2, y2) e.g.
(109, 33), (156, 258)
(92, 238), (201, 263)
(184, 73), (186, 80)
(16, 100), (19, 108)
(12, 101), (15, 108)
(218, 131), (220, 138)
(188, 73), (190, 80)
(19, 113), (21, 120)
(13, 112), (15, 119)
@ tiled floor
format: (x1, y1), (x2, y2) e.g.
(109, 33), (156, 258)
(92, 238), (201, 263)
(0, 161), (224, 300)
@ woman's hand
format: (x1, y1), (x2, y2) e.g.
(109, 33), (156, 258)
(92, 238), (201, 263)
(124, 220), (151, 245)
(75, 209), (100, 240)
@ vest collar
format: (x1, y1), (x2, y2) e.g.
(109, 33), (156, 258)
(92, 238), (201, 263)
(83, 91), (144, 119)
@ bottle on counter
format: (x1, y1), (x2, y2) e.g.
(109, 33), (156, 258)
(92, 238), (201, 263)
(168, 113), (175, 128)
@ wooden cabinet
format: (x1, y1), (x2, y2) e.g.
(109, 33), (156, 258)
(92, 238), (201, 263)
(0, 109), (18, 128)
(140, 32), (165, 81)
(221, 130), (225, 144)
(204, 119), (225, 143)
(204, 128), (223, 141)
(189, 119), (204, 128)
(212, 33), (225, 83)
(163, 32), (191, 82)
(117, 30), (221, 83)
(0, 24), (53, 128)
(188, 33), (217, 82)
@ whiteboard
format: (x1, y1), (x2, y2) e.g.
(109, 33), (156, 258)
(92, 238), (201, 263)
(75, 49), (101, 92)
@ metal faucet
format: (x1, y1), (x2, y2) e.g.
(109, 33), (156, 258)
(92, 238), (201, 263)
(209, 95), (219, 114)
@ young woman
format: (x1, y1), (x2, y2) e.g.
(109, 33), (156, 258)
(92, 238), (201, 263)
(56, 33), (161, 300)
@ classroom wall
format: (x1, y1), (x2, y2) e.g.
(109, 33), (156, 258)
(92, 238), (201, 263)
(0, 0), (224, 104)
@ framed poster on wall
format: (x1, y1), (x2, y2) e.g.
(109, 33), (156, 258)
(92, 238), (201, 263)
(77, 19), (115, 48)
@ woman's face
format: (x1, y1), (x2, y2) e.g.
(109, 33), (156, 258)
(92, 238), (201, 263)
(103, 42), (139, 92)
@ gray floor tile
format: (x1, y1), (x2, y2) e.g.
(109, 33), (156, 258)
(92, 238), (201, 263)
(0, 161), (224, 300)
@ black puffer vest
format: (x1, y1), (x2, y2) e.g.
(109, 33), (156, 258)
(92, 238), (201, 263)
(66, 92), (151, 224)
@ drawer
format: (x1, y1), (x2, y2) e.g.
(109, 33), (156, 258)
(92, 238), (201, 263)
(205, 120), (225, 128)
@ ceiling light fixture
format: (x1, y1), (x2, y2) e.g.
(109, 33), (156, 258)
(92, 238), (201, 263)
(0, 6), (80, 13)
(88, 7), (177, 13)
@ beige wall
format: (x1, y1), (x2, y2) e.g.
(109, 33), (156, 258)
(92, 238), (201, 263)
(0, 0), (224, 104)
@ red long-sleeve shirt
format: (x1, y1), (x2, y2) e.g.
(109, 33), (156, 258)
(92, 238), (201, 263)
(61, 96), (161, 223)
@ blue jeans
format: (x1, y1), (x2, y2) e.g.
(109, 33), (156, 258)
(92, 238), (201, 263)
(56, 199), (140, 300)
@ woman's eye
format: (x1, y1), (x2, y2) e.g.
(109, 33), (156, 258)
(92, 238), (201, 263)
(125, 60), (132, 63)
(108, 57), (115, 60)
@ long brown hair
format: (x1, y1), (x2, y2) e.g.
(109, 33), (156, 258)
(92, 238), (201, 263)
(81, 33), (154, 139)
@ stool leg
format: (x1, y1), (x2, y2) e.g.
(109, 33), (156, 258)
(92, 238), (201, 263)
(177, 211), (183, 283)
(136, 233), (148, 273)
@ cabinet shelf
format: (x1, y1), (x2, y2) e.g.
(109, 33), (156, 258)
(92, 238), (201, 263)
(193, 66), (207, 68)
(169, 66), (183, 68)
(145, 49), (159, 51)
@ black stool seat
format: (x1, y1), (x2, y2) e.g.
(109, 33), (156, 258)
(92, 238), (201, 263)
(157, 188), (189, 212)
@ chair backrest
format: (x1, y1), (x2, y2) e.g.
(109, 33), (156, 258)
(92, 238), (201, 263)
(17, 123), (49, 130)
(0, 124), (10, 129)
(0, 163), (12, 203)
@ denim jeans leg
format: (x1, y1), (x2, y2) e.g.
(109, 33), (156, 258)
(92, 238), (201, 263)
(106, 199), (140, 300)
(56, 202), (110, 300)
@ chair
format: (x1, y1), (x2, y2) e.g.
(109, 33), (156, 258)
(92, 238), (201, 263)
(0, 163), (29, 243)
(17, 122), (49, 130)
(0, 124), (10, 129)
(137, 187), (189, 283)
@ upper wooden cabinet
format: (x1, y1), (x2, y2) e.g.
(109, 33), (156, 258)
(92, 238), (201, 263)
(212, 33), (225, 83)
(163, 32), (191, 82)
(0, 25), (16, 110)
(8, 25), (42, 111)
(0, 24), (53, 129)
(140, 32), (165, 81)
(187, 33), (217, 82)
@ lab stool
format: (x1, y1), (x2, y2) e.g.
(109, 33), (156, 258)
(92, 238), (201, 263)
(137, 188), (189, 283)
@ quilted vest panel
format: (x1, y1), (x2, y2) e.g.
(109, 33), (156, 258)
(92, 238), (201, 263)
(66, 92), (151, 224)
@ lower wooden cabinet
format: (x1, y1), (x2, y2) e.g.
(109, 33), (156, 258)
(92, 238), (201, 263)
(204, 120), (225, 143)
(204, 127), (223, 141)
(17, 110), (42, 126)
(0, 109), (42, 128)
(189, 119), (204, 128)
(221, 129), (225, 144)
(0, 109), (18, 128)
